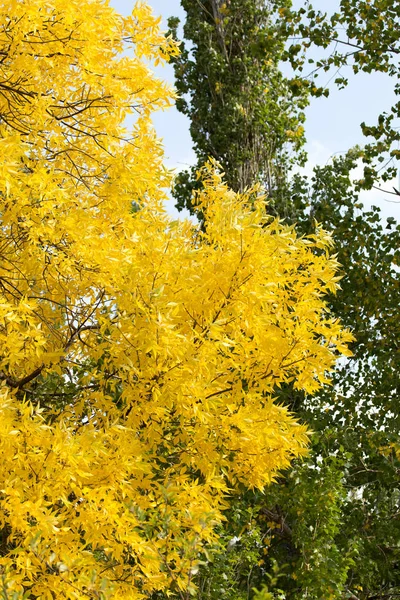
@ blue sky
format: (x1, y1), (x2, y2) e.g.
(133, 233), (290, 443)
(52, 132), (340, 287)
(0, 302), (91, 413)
(111, 0), (400, 222)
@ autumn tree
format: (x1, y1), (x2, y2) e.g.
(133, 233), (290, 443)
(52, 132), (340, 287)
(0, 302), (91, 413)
(169, 0), (400, 598)
(0, 1), (352, 598)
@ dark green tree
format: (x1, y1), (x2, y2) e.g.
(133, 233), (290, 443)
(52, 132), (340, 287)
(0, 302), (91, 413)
(167, 0), (309, 218)
(281, 0), (400, 188)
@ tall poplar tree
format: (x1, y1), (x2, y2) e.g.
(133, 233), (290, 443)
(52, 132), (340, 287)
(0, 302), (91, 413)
(167, 0), (309, 219)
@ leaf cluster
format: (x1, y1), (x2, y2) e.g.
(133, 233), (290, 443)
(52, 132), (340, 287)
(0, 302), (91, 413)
(167, 0), (309, 218)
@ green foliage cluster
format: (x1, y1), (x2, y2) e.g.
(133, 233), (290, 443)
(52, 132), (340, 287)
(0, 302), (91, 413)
(281, 0), (400, 187)
(167, 0), (309, 218)
(289, 152), (400, 598)
(168, 1), (400, 599)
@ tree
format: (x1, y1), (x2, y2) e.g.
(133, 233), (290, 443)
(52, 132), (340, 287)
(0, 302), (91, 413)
(167, 0), (309, 219)
(281, 0), (400, 188)
(0, 2), (351, 598)
(170, 1), (400, 598)
(286, 155), (400, 599)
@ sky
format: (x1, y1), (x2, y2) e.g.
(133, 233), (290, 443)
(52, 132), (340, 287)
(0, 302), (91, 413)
(111, 0), (400, 222)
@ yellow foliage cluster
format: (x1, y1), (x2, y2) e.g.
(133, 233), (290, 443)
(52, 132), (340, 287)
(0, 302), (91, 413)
(0, 0), (352, 597)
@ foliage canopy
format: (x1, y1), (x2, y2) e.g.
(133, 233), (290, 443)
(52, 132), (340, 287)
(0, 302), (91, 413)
(169, 0), (400, 598)
(167, 0), (309, 218)
(0, 1), (351, 598)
